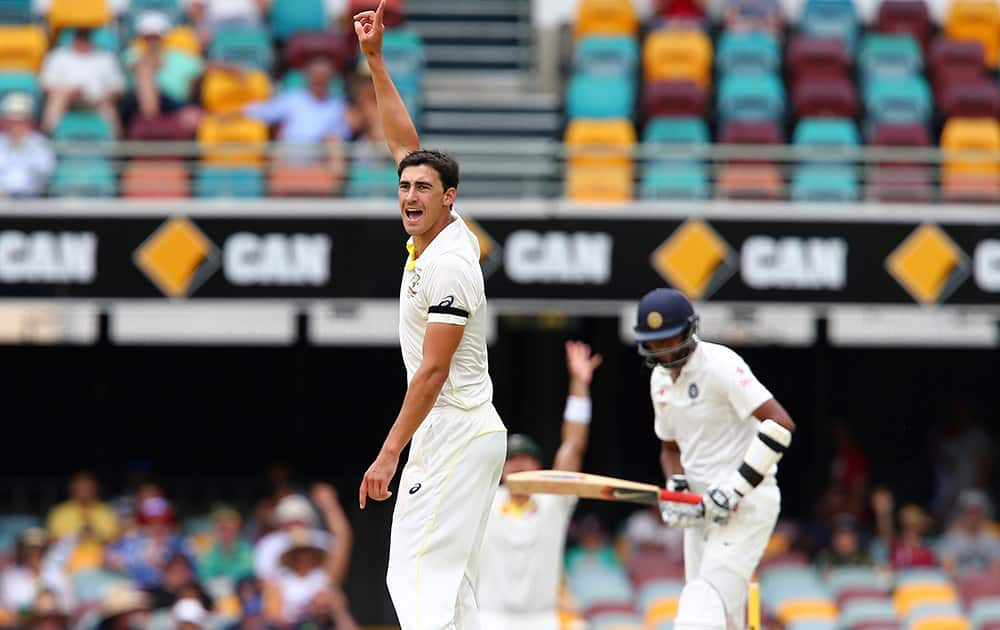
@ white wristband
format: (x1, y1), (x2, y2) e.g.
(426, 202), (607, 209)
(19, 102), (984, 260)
(564, 395), (592, 424)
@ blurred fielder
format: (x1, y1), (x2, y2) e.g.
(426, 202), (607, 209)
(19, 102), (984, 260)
(634, 288), (796, 630)
(478, 341), (602, 630)
(355, 2), (507, 628)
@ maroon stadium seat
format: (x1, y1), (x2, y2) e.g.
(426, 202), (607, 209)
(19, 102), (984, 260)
(284, 32), (358, 74)
(720, 120), (783, 145)
(930, 38), (985, 93)
(128, 114), (193, 142)
(788, 36), (850, 85)
(758, 550), (809, 569)
(981, 622), (1000, 630)
(870, 122), (931, 146)
(793, 77), (858, 119)
(627, 551), (685, 587)
(585, 602), (637, 617)
(932, 65), (985, 104)
(877, 0), (932, 50)
(852, 622), (901, 630)
(836, 588), (892, 609)
(958, 571), (1000, 607)
(940, 79), (1000, 117)
(867, 122), (933, 202)
(642, 80), (707, 119)
(717, 164), (784, 199)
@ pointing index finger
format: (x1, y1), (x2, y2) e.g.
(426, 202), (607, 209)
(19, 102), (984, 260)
(376, 0), (385, 26)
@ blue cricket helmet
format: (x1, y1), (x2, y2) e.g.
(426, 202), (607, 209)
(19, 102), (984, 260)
(634, 288), (699, 368)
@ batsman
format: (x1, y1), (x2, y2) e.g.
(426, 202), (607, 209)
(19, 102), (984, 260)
(635, 288), (796, 630)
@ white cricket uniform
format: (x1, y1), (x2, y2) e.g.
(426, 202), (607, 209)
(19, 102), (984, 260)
(478, 486), (578, 630)
(651, 341), (779, 629)
(388, 211), (507, 630)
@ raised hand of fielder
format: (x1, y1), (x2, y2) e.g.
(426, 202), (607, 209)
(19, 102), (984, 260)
(353, 0), (385, 57)
(565, 340), (603, 386)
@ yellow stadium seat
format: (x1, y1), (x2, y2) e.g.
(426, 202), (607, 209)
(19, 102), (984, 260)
(645, 597), (680, 625)
(941, 117), (1000, 177)
(198, 116), (269, 165)
(574, 0), (639, 39)
(945, 0), (1000, 67)
(910, 615), (970, 630)
(776, 599), (838, 624)
(643, 29), (713, 88)
(0, 26), (48, 72)
(48, 0), (111, 32)
(894, 583), (959, 616)
(565, 119), (636, 169)
(566, 165), (634, 201)
(201, 69), (272, 115)
(131, 26), (202, 57)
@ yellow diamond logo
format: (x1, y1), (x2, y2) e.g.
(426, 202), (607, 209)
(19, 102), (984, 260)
(464, 216), (502, 279)
(134, 217), (221, 298)
(886, 224), (970, 304)
(650, 220), (735, 300)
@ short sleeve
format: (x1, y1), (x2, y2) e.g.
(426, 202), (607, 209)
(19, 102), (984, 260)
(423, 254), (481, 326)
(720, 350), (773, 420)
(651, 370), (675, 441)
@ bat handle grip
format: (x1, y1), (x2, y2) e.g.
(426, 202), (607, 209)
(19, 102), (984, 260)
(659, 489), (703, 505)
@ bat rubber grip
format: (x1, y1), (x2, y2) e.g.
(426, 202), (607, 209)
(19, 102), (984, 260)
(659, 489), (703, 505)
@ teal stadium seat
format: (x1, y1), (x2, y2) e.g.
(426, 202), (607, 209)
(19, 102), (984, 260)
(795, 117), (861, 147)
(970, 598), (1000, 630)
(802, 0), (859, 55)
(0, 72), (40, 111)
(760, 566), (830, 615)
(346, 164), (399, 198)
(0, 0), (32, 23)
(128, 0), (181, 20)
(566, 75), (636, 119)
(53, 111), (113, 141)
(590, 612), (643, 630)
(786, 621), (837, 630)
(57, 27), (120, 52)
(381, 29), (424, 126)
(72, 569), (127, 604)
(839, 598), (898, 628)
(824, 566), (887, 597)
(281, 70), (346, 97)
(864, 76), (932, 127)
(195, 167), (264, 198)
(643, 117), (709, 145)
(717, 73), (786, 123)
(792, 165), (859, 201)
(0, 514), (41, 554)
(574, 36), (640, 77)
(860, 33), (923, 83)
(894, 568), (951, 585)
(271, 0), (326, 40)
(209, 28), (274, 72)
(641, 163), (709, 200)
(636, 578), (684, 612)
(51, 159), (117, 197)
(716, 31), (781, 75)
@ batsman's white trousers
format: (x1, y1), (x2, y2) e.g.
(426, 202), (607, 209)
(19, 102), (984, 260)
(480, 610), (559, 630)
(683, 478), (781, 629)
(387, 402), (506, 630)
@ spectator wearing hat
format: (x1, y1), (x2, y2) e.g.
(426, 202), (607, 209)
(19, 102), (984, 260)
(198, 506), (255, 583)
(95, 585), (151, 630)
(47, 471), (120, 544)
(815, 514), (873, 573)
(872, 488), (938, 570)
(253, 485), (351, 585)
(173, 596), (210, 630)
(146, 551), (213, 612)
(292, 587), (360, 630)
(121, 11), (205, 131)
(39, 27), (124, 136)
(105, 497), (194, 589)
(938, 489), (1000, 578)
(0, 92), (54, 198)
(25, 591), (69, 630)
(262, 528), (341, 627)
(0, 529), (73, 616)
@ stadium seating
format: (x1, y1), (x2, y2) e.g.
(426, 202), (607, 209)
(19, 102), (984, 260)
(127, 114), (194, 144)
(209, 28), (274, 72)
(717, 73), (786, 123)
(788, 35), (850, 84)
(859, 34), (923, 83)
(940, 79), (1000, 117)
(121, 160), (190, 198)
(574, 36), (640, 77)
(270, 0), (326, 40)
(945, 0), (1000, 68)
(642, 81), (707, 119)
(268, 164), (340, 197)
(793, 77), (859, 120)
(716, 31), (781, 75)
(643, 30), (713, 88)
(801, 0), (859, 55)
(0, 25), (47, 71)
(564, 118), (636, 201)
(56, 27), (119, 52)
(0, 0), (32, 23)
(970, 599), (1000, 630)
(863, 76), (932, 128)
(284, 32), (356, 75)
(566, 75), (636, 119)
(128, 25), (202, 56)
(877, 0), (931, 51)
(574, 0), (639, 39)
(345, 163), (399, 198)
(52, 111), (113, 142)
(940, 117), (1000, 201)
(958, 572), (1000, 608)
(641, 163), (710, 199)
(281, 71), (346, 97)
(50, 159), (117, 197)
(197, 116), (269, 165)
(0, 72), (40, 111)
(195, 166), (264, 198)
(48, 0), (111, 32)
(201, 69), (272, 115)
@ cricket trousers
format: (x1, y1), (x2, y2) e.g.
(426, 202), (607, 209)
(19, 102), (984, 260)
(387, 402), (507, 630)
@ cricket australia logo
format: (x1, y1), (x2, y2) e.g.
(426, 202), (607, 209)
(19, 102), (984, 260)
(407, 270), (422, 298)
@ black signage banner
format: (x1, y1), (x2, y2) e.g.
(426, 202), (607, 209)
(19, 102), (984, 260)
(0, 215), (997, 305)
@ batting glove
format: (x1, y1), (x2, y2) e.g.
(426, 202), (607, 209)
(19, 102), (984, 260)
(703, 484), (740, 526)
(660, 500), (704, 528)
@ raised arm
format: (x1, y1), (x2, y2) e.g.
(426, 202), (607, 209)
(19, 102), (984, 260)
(553, 341), (602, 472)
(311, 483), (353, 586)
(354, 0), (420, 164)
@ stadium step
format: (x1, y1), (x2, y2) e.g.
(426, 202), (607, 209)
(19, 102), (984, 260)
(407, 0), (531, 73)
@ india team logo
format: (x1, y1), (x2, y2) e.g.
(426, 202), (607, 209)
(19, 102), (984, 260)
(689, 383), (699, 399)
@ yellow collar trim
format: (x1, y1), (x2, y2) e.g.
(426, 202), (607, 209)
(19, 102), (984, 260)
(405, 242), (416, 271)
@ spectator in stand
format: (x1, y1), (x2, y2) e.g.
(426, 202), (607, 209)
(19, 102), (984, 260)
(105, 497), (194, 589)
(0, 529), (73, 616)
(872, 488), (938, 570)
(930, 402), (994, 520)
(815, 514), (873, 573)
(938, 489), (1000, 578)
(39, 28), (124, 137)
(145, 551), (213, 612)
(620, 505), (684, 566)
(199, 505), (255, 582)
(187, 0), (272, 43)
(829, 420), (870, 523)
(261, 529), (339, 627)
(173, 596), (209, 630)
(292, 587), (360, 630)
(25, 591), (69, 630)
(0, 93), (54, 198)
(254, 485), (352, 585)
(95, 585), (151, 630)
(47, 471), (120, 544)
(121, 12), (204, 133)
(249, 464), (299, 542)
(245, 57), (350, 165)
(564, 514), (620, 575)
(223, 577), (271, 630)
(346, 59), (394, 169)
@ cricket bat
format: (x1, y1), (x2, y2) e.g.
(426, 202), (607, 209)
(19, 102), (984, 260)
(505, 470), (703, 506)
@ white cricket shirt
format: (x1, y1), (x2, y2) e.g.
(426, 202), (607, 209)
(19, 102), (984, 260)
(650, 341), (774, 490)
(399, 211), (492, 410)
(478, 486), (577, 613)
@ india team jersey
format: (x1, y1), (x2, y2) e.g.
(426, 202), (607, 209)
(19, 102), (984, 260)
(478, 486), (577, 613)
(650, 341), (774, 490)
(399, 211), (492, 410)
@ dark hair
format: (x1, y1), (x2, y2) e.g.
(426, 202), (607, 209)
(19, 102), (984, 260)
(397, 149), (460, 193)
